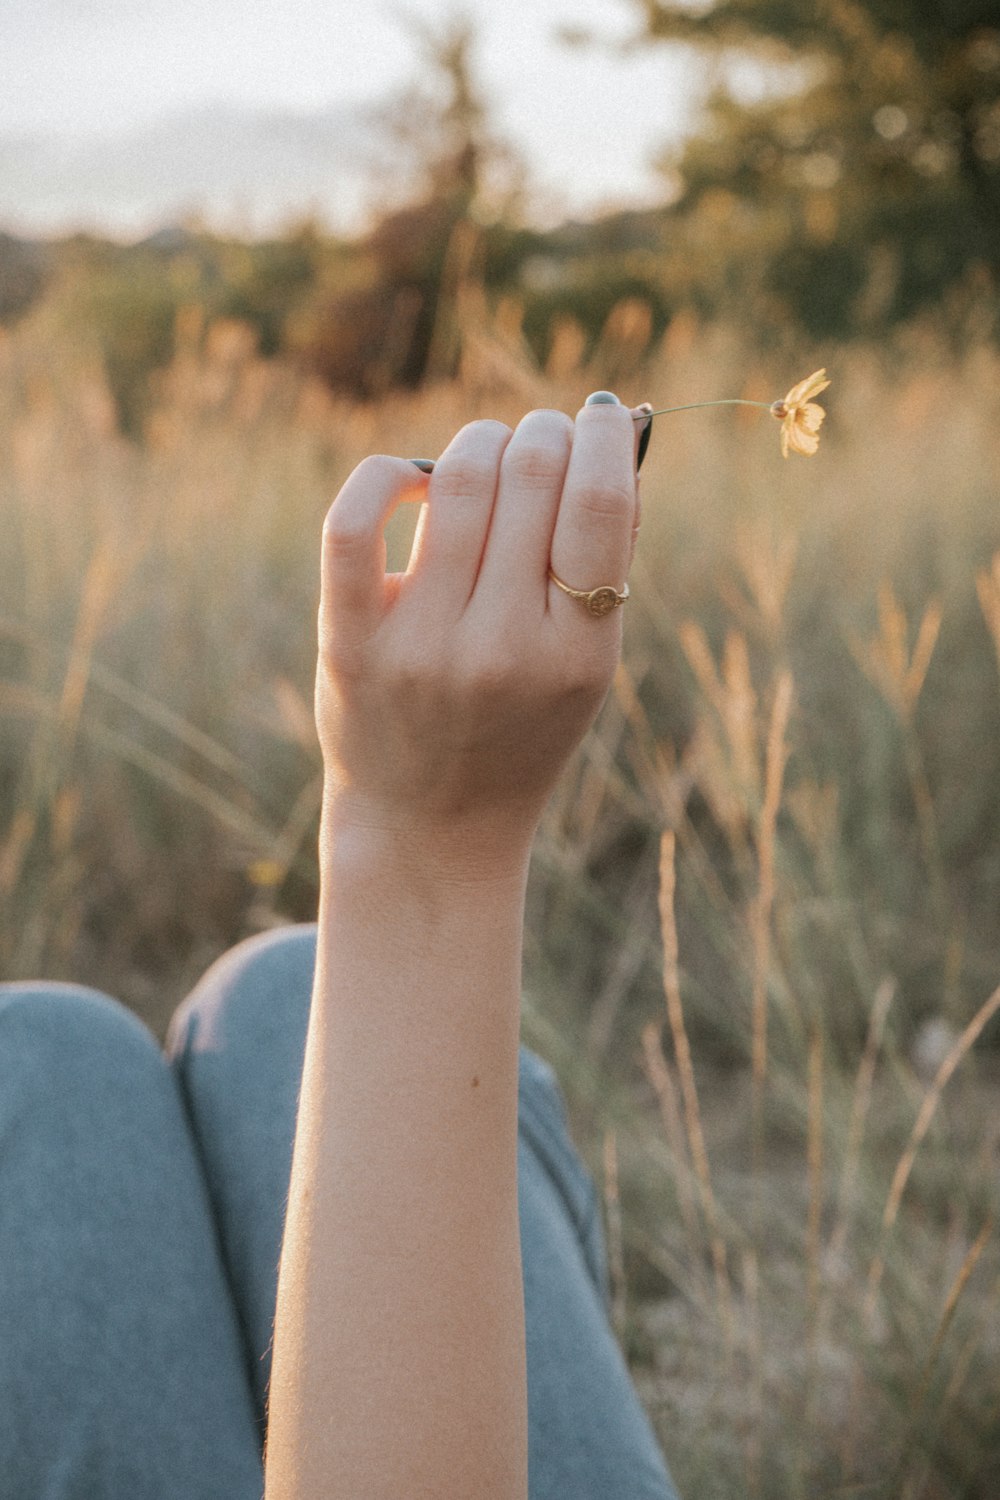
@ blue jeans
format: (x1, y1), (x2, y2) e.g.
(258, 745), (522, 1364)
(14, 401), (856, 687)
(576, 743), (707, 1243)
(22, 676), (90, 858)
(0, 925), (677, 1499)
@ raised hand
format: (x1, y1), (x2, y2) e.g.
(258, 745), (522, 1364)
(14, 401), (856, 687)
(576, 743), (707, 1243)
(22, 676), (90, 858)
(315, 394), (647, 881)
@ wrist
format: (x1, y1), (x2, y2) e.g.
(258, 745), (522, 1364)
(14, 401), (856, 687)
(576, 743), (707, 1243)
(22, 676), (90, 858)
(318, 787), (536, 896)
(313, 788), (529, 1051)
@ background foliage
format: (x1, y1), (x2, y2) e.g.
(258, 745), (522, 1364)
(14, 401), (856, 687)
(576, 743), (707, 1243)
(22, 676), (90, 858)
(637, 0), (1000, 338)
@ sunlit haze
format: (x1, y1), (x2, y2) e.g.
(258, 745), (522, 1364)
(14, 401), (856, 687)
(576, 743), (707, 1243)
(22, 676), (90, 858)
(0, 0), (704, 237)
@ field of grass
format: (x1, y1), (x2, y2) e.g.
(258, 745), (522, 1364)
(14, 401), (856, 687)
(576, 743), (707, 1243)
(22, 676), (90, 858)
(2, 294), (1000, 1495)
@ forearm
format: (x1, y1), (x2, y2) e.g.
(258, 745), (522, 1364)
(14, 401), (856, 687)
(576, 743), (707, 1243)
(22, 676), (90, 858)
(265, 393), (639, 1498)
(264, 809), (530, 1500)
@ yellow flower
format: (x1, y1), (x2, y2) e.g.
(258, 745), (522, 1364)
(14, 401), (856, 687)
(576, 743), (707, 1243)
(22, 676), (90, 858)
(770, 369), (831, 458)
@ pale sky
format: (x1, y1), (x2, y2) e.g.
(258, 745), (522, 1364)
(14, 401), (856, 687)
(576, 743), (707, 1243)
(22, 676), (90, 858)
(0, 0), (705, 230)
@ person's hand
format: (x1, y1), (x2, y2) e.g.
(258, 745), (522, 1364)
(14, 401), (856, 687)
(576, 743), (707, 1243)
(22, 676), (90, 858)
(315, 396), (647, 882)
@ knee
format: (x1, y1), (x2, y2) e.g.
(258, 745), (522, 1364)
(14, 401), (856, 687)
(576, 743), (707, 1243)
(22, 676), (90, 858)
(518, 1049), (608, 1303)
(0, 982), (164, 1113)
(165, 923), (317, 1066)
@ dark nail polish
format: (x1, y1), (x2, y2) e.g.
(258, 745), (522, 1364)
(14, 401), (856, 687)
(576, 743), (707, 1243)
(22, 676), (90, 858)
(409, 458), (435, 473)
(584, 391), (621, 406)
(637, 415), (653, 472)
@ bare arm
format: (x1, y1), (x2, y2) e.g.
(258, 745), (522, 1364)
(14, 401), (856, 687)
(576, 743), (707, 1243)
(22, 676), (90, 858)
(264, 400), (642, 1500)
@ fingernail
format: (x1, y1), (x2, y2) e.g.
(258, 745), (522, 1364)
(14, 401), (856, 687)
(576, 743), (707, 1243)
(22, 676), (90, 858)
(584, 390), (622, 406)
(637, 411), (653, 473)
(409, 458), (435, 473)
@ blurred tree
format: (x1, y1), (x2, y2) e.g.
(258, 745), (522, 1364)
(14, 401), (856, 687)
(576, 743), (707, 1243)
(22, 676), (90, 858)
(303, 13), (523, 396)
(0, 234), (50, 325)
(632, 0), (1000, 337)
(214, 223), (329, 357)
(65, 242), (182, 435)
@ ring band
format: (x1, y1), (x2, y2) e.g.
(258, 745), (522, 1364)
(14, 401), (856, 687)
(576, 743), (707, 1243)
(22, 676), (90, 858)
(548, 568), (629, 617)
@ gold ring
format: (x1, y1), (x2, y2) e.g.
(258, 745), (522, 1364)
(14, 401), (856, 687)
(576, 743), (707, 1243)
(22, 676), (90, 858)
(547, 567), (629, 617)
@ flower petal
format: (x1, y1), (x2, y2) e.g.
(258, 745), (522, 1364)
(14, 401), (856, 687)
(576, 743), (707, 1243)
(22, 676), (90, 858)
(783, 368), (830, 406)
(787, 422), (820, 456)
(798, 403), (826, 434)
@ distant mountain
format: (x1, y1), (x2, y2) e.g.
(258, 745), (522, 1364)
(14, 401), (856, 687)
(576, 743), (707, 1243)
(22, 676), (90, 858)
(0, 104), (377, 237)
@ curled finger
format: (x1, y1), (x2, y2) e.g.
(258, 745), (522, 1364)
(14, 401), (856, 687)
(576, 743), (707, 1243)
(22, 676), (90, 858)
(320, 455), (427, 656)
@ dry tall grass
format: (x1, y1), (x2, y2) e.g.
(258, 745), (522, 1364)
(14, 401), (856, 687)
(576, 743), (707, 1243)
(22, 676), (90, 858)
(2, 295), (1000, 1493)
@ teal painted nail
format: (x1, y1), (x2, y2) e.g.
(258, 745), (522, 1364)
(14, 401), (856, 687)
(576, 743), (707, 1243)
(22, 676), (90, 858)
(584, 390), (622, 406)
(409, 458), (435, 473)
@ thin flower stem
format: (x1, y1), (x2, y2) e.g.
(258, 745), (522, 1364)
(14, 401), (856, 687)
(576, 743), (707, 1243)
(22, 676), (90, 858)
(634, 400), (776, 419)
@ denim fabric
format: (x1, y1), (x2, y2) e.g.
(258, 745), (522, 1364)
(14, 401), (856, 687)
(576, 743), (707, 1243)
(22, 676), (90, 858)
(0, 983), (263, 1500)
(0, 927), (678, 1499)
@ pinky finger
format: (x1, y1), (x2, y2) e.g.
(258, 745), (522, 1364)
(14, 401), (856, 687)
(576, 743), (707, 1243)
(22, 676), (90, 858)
(319, 455), (426, 652)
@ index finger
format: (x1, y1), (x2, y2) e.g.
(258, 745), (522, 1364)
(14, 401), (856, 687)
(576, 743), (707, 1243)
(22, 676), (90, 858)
(319, 455), (426, 652)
